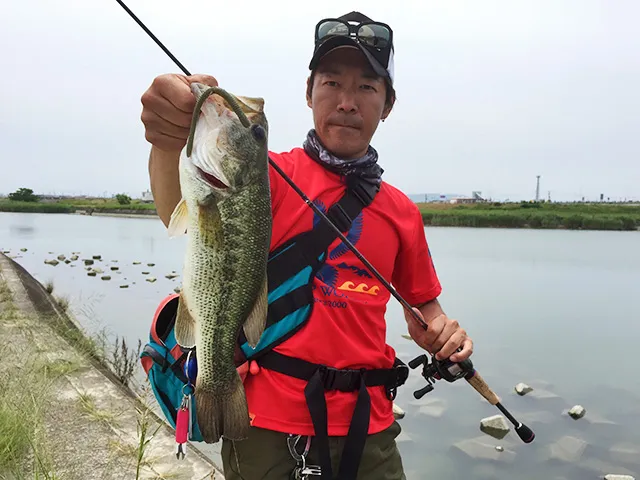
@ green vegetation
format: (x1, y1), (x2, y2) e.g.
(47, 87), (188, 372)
(8, 187), (38, 202)
(0, 276), (158, 478)
(418, 201), (640, 231)
(0, 197), (157, 215)
(115, 193), (132, 205)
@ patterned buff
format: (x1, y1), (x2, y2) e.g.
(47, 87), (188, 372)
(302, 129), (384, 186)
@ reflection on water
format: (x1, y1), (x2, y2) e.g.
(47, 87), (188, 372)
(1, 212), (639, 479)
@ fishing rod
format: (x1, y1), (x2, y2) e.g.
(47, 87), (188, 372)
(114, 0), (535, 444)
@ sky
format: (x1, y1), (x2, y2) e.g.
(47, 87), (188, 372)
(0, 0), (638, 202)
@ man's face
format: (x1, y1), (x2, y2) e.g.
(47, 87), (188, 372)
(306, 47), (392, 159)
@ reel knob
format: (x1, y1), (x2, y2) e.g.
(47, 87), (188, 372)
(413, 384), (434, 399)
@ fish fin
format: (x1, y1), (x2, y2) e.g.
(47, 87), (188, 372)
(195, 372), (250, 443)
(168, 198), (189, 238)
(242, 274), (268, 348)
(174, 296), (196, 348)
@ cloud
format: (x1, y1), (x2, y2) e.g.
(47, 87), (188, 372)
(0, 0), (638, 201)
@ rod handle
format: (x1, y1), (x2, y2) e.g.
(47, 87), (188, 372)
(465, 370), (500, 405)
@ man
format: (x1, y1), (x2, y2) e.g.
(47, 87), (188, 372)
(141, 11), (473, 480)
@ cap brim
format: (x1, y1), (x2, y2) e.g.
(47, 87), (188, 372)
(309, 36), (389, 80)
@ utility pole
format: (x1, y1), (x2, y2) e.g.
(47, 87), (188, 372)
(535, 175), (541, 202)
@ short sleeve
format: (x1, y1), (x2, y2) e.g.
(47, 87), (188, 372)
(391, 203), (442, 306)
(267, 151), (288, 216)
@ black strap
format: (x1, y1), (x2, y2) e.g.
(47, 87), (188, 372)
(267, 176), (379, 289)
(266, 284), (314, 327)
(257, 351), (408, 480)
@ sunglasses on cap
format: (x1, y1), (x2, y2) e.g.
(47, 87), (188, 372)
(315, 18), (393, 52)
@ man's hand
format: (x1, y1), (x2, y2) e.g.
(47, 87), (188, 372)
(404, 306), (473, 363)
(141, 73), (218, 152)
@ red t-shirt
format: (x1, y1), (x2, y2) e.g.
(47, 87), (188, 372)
(242, 147), (442, 436)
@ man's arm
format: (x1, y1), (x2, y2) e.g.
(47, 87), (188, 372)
(149, 147), (182, 227)
(404, 297), (473, 363)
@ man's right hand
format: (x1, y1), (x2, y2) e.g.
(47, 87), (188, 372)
(140, 73), (218, 152)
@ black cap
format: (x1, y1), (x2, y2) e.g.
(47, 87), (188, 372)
(309, 11), (395, 85)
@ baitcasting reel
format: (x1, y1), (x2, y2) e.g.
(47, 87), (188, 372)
(408, 352), (474, 399)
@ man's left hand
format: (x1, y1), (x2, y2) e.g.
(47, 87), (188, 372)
(404, 307), (473, 362)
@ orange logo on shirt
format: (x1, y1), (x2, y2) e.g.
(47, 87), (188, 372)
(337, 281), (379, 296)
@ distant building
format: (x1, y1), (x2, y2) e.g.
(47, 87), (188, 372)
(449, 191), (486, 204)
(141, 190), (154, 203)
(407, 192), (485, 203)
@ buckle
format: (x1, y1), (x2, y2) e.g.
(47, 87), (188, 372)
(385, 363), (409, 400)
(395, 363), (409, 387)
(320, 366), (361, 392)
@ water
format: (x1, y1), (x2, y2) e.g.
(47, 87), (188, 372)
(2, 211), (639, 479)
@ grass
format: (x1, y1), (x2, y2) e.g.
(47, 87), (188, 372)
(0, 198), (157, 215)
(0, 277), (161, 479)
(0, 294), (60, 478)
(109, 337), (143, 389)
(418, 201), (640, 231)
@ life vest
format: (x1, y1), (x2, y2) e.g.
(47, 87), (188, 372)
(140, 170), (409, 478)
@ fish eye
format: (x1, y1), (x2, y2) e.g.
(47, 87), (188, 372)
(250, 124), (266, 142)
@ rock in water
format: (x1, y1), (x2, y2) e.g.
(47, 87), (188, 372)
(141, 271), (149, 275)
(92, 255), (101, 260)
(57, 254), (66, 261)
(70, 255), (78, 261)
(147, 263), (155, 267)
(515, 382), (533, 396)
(452, 437), (516, 463)
(120, 284), (129, 288)
(495, 446), (504, 452)
(83, 259), (94, 266)
(87, 271), (97, 277)
(545, 435), (588, 463)
(44, 259), (59, 266)
(392, 403), (405, 420)
(604, 475), (635, 480)
(146, 277), (157, 283)
(64, 259), (71, 264)
(480, 415), (510, 440)
(110, 266), (119, 271)
(133, 261), (141, 265)
(20, 248), (27, 252)
(568, 405), (586, 420)
(165, 273), (179, 280)
(101, 275), (111, 281)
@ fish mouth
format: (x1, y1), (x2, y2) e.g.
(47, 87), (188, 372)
(195, 166), (229, 190)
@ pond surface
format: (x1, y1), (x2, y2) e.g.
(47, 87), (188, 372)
(2, 212), (639, 479)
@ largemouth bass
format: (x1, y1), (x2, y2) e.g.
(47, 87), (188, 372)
(167, 82), (271, 443)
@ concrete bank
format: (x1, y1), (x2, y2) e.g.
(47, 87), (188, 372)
(0, 253), (223, 479)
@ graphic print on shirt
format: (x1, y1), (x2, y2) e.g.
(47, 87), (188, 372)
(312, 199), (379, 305)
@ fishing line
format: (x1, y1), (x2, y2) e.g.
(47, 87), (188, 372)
(114, 0), (535, 444)
(114, 0), (427, 329)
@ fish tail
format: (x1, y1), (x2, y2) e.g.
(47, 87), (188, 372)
(195, 374), (250, 443)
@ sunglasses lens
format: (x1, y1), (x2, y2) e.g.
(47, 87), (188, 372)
(317, 20), (350, 39)
(357, 24), (390, 48)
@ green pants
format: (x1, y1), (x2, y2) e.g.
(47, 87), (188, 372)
(221, 421), (406, 480)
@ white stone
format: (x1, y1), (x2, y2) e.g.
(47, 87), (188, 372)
(515, 382), (533, 395)
(568, 404), (586, 419)
(480, 414), (510, 440)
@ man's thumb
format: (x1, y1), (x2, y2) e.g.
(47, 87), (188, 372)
(187, 74), (218, 87)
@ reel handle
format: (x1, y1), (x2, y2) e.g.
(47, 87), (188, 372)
(408, 354), (428, 370)
(413, 384), (434, 399)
